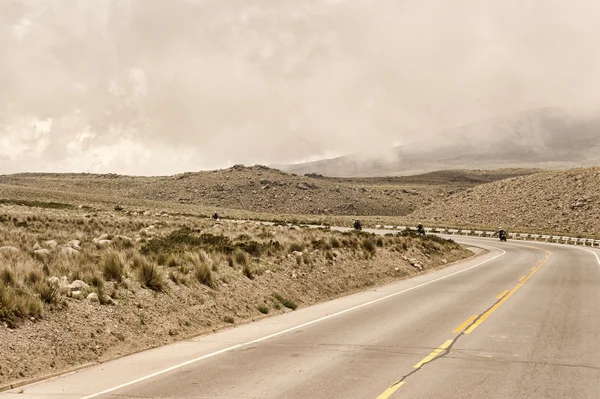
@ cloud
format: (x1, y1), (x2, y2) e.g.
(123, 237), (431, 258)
(1, 0), (600, 175)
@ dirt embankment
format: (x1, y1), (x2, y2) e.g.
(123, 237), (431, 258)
(413, 167), (600, 236)
(0, 206), (472, 387)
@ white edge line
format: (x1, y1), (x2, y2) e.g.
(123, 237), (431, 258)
(79, 247), (505, 399)
(581, 247), (600, 265)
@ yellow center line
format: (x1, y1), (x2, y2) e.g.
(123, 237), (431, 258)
(519, 275), (527, 282)
(413, 340), (454, 369)
(453, 315), (478, 333)
(465, 251), (551, 334)
(496, 289), (509, 299)
(376, 381), (405, 399)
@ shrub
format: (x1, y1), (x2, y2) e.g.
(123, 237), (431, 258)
(243, 263), (255, 280)
(362, 239), (376, 254)
(137, 260), (165, 291)
(273, 293), (297, 310)
(329, 237), (341, 248)
(226, 255), (234, 267)
(258, 304), (269, 314)
(223, 316), (235, 324)
(234, 250), (248, 266)
(33, 281), (59, 304)
(194, 260), (215, 288)
(376, 237), (384, 247)
(169, 270), (189, 285)
(325, 250), (334, 261)
(289, 242), (304, 253)
(0, 268), (16, 287)
(102, 251), (123, 282)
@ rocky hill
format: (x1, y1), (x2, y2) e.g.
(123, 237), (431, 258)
(280, 108), (600, 177)
(0, 166), (536, 218)
(412, 167), (600, 236)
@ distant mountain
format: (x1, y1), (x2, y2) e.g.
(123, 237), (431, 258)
(277, 108), (600, 177)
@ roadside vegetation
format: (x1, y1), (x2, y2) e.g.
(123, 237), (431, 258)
(0, 202), (470, 386)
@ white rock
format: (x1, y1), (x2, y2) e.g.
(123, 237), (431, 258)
(87, 293), (99, 303)
(34, 249), (51, 257)
(97, 234), (109, 241)
(0, 246), (20, 254)
(67, 240), (81, 250)
(61, 247), (79, 256)
(33, 242), (42, 251)
(68, 280), (90, 290)
(72, 290), (84, 300)
(45, 240), (58, 249)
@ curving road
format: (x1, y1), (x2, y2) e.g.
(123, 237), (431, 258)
(3, 235), (600, 399)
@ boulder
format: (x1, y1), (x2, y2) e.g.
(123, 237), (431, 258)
(87, 293), (99, 303)
(72, 290), (84, 300)
(67, 240), (81, 250)
(34, 249), (51, 257)
(0, 246), (20, 254)
(61, 247), (79, 256)
(68, 280), (90, 290)
(45, 240), (58, 249)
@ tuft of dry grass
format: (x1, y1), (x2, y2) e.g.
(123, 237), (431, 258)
(102, 251), (124, 282)
(136, 258), (165, 291)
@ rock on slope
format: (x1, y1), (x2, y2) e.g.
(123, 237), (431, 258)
(412, 167), (600, 236)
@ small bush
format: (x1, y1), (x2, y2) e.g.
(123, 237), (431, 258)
(223, 316), (235, 324)
(329, 237), (341, 248)
(156, 253), (167, 266)
(137, 260), (165, 291)
(0, 268), (16, 287)
(273, 293), (297, 310)
(226, 255), (234, 267)
(362, 239), (376, 254)
(169, 270), (189, 285)
(376, 237), (384, 247)
(102, 251), (123, 282)
(325, 250), (334, 261)
(258, 304), (269, 314)
(33, 281), (59, 304)
(289, 242), (304, 253)
(25, 269), (43, 286)
(195, 261), (215, 288)
(234, 250), (248, 266)
(243, 263), (255, 280)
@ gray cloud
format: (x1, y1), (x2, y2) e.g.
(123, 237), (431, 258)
(1, 0), (600, 175)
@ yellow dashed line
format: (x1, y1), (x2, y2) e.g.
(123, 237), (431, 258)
(413, 340), (454, 369)
(496, 290), (509, 299)
(376, 382), (405, 399)
(453, 315), (477, 334)
(465, 251), (551, 334)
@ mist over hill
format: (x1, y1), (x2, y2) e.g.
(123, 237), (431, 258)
(278, 108), (600, 177)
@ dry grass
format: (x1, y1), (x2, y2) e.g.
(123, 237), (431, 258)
(0, 202), (465, 326)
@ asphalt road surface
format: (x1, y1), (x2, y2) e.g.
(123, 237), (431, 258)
(3, 235), (600, 399)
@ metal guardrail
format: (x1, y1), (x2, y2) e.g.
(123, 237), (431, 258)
(368, 224), (599, 247)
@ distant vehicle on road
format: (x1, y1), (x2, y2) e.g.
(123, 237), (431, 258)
(417, 224), (425, 235)
(498, 228), (507, 241)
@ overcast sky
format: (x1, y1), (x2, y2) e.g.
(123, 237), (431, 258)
(2, 0), (600, 175)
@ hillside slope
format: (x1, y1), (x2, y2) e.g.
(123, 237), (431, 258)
(0, 166), (536, 217)
(411, 167), (600, 236)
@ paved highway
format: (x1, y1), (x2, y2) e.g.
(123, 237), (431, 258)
(3, 235), (600, 398)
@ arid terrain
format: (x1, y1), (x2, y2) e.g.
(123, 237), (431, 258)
(0, 166), (536, 218)
(412, 167), (600, 237)
(0, 202), (470, 387)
